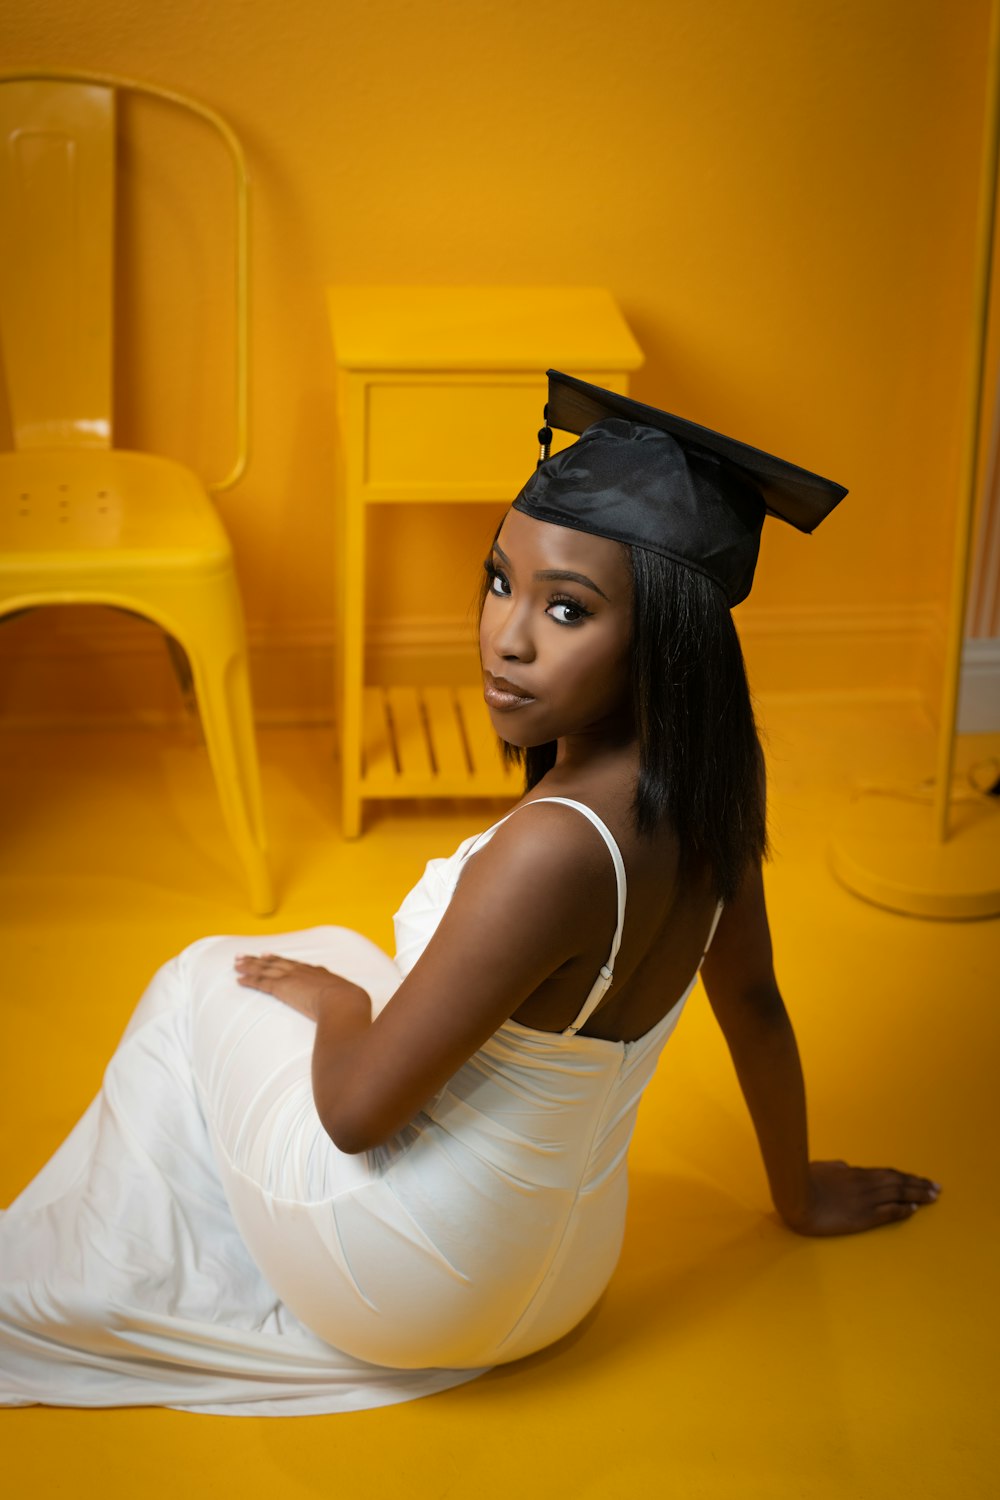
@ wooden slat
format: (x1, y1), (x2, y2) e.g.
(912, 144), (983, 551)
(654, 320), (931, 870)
(361, 687), (397, 788)
(386, 686), (433, 780)
(456, 685), (500, 773)
(359, 683), (520, 802)
(423, 686), (470, 781)
(457, 685), (519, 790)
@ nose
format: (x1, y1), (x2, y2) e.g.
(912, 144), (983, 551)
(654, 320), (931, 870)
(483, 596), (536, 663)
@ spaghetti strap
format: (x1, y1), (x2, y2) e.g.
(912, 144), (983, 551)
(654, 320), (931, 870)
(703, 901), (724, 956)
(461, 796), (627, 1037)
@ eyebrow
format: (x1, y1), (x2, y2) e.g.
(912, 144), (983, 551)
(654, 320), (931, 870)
(492, 542), (609, 600)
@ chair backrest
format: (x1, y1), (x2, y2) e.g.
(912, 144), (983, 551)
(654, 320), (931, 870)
(0, 78), (115, 450)
(0, 70), (249, 490)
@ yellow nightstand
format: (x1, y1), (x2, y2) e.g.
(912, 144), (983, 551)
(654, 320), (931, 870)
(327, 286), (643, 837)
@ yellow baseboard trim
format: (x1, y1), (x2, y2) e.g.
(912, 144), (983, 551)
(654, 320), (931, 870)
(0, 602), (949, 729)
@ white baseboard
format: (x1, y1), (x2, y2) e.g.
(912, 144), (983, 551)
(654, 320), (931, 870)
(958, 637), (1000, 732)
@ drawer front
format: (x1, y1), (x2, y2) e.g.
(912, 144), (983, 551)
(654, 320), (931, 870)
(358, 373), (628, 500)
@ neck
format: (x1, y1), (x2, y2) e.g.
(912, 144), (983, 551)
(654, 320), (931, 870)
(552, 725), (638, 777)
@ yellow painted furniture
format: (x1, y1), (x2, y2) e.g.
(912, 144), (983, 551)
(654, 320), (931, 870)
(0, 70), (272, 913)
(327, 286), (643, 837)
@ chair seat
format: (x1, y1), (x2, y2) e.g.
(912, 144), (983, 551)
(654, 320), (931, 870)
(0, 449), (232, 575)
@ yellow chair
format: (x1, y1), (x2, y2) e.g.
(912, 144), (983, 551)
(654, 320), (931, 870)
(0, 69), (273, 913)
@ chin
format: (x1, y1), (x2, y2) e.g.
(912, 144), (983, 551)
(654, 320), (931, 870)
(494, 727), (553, 754)
(488, 723), (529, 751)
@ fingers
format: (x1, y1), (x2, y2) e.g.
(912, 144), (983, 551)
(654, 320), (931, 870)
(235, 953), (290, 969)
(897, 1173), (940, 1205)
(870, 1200), (924, 1226)
(800, 1160), (942, 1236)
(850, 1169), (941, 1232)
(234, 954), (330, 973)
(233, 953), (297, 991)
(861, 1169), (941, 1206)
(231, 955), (338, 1021)
(234, 953), (297, 977)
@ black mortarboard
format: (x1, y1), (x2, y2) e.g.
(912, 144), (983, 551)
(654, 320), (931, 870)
(512, 370), (848, 606)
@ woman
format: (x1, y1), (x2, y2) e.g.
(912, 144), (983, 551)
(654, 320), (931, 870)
(0, 373), (938, 1415)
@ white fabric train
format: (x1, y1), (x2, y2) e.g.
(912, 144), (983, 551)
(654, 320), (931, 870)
(0, 798), (719, 1415)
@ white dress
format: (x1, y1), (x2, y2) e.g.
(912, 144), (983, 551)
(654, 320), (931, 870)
(0, 798), (717, 1415)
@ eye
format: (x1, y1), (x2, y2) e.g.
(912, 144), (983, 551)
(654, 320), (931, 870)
(547, 596), (591, 626)
(484, 560), (511, 597)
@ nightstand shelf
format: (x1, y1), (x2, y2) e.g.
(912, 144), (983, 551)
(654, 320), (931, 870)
(360, 684), (521, 799)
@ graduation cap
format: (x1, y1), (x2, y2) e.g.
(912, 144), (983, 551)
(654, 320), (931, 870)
(512, 370), (848, 606)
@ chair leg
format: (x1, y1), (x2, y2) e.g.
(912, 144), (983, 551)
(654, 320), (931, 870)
(188, 641), (274, 915)
(163, 632), (198, 717)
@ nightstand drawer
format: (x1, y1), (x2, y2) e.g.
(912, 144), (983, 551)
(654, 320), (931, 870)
(360, 375), (614, 501)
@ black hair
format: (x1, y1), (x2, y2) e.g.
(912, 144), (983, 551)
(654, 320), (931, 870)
(481, 536), (767, 903)
(623, 547), (767, 901)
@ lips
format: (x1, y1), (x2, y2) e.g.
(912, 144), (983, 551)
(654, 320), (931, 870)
(483, 671), (535, 711)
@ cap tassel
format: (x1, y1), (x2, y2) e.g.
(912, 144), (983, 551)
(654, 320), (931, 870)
(537, 402), (553, 466)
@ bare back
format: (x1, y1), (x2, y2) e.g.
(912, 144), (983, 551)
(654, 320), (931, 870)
(485, 764), (720, 1044)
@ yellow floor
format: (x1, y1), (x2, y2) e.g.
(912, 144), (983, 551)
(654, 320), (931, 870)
(1, 700), (998, 1499)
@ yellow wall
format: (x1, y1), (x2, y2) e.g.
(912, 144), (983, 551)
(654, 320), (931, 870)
(0, 0), (994, 718)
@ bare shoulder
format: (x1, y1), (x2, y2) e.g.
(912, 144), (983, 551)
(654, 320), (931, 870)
(451, 799), (618, 939)
(464, 797), (618, 887)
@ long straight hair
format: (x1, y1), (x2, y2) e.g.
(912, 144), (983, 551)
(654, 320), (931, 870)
(481, 536), (767, 902)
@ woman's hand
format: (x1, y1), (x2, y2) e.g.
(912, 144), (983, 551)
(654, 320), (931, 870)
(234, 953), (370, 1023)
(780, 1160), (941, 1237)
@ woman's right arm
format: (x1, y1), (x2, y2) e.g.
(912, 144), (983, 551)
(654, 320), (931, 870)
(700, 863), (939, 1234)
(296, 802), (614, 1154)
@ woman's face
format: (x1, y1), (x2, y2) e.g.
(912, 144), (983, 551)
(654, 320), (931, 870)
(479, 508), (634, 750)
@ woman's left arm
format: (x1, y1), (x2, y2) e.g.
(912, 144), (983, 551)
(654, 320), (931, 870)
(700, 863), (940, 1235)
